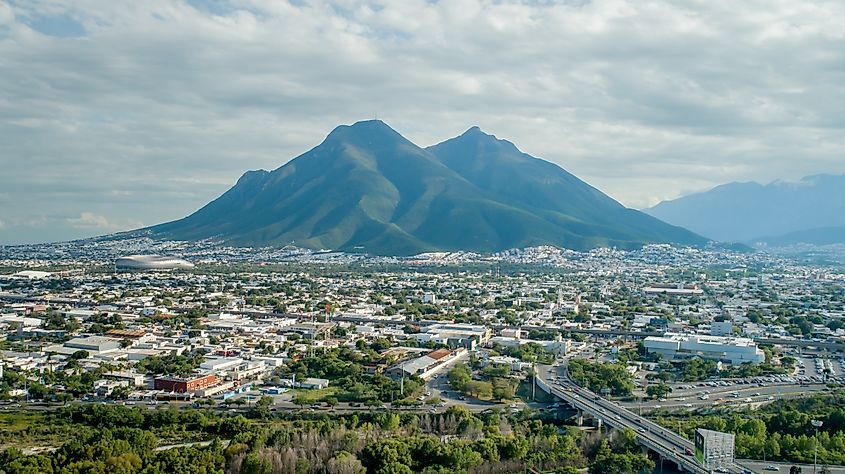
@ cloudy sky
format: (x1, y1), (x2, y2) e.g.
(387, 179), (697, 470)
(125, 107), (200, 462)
(1, 0), (844, 244)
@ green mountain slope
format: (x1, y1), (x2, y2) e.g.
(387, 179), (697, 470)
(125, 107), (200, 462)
(427, 127), (705, 247)
(149, 120), (706, 254)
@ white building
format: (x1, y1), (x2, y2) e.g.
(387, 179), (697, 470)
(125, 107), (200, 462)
(711, 320), (734, 337)
(644, 333), (764, 364)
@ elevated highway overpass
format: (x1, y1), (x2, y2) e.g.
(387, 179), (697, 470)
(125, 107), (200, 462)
(536, 363), (751, 474)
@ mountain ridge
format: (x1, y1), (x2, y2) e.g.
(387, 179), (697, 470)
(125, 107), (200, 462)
(645, 174), (845, 243)
(147, 120), (706, 255)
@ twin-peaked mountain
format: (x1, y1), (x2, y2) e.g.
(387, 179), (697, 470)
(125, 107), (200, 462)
(148, 120), (705, 255)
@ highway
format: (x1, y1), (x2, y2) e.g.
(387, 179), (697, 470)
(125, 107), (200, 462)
(536, 363), (749, 474)
(626, 382), (832, 413)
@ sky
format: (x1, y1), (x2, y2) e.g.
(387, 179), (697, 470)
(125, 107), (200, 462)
(1, 0), (844, 245)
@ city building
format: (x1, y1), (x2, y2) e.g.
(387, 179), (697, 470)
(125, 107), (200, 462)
(710, 320), (734, 337)
(643, 333), (765, 364)
(154, 373), (218, 393)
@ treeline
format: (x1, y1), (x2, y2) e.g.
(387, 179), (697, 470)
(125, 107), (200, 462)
(489, 342), (555, 365)
(276, 347), (425, 405)
(0, 404), (655, 474)
(447, 363), (517, 401)
(567, 360), (634, 397)
(657, 392), (845, 465)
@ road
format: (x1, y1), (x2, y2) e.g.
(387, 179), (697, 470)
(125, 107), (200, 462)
(739, 459), (845, 474)
(626, 383), (832, 413)
(536, 363), (749, 474)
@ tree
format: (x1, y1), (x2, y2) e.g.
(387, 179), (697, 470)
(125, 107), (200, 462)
(590, 439), (655, 474)
(646, 383), (672, 399)
(292, 394), (308, 409)
(326, 452), (366, 474)
(492, 384), (515, 401)
(70, 350), (90, 360)
(466, 381), (493, 399)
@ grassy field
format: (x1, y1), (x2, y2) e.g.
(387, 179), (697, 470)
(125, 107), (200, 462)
(0, 410), (79, 450)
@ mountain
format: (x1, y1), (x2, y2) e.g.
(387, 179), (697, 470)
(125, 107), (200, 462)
(147, 120), (706, 255)
(645, 174), (845, 243)
(758, 226), (845, 246)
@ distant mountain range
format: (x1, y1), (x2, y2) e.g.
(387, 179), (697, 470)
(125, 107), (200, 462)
(144, 120), (705, 255)
(645, 174), (845, 244)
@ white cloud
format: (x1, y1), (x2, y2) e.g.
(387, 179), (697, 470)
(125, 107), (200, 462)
(67, 212), (115, 229)
(2, 0), (845, 242)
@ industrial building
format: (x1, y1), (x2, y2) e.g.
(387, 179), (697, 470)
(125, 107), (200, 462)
(643, 333), (765, 364)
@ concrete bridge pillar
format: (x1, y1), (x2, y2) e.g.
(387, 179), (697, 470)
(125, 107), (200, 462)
(575, 409), (583, 427)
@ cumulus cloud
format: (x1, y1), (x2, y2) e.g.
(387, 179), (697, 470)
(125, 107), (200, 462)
(2, 0), (845, 243)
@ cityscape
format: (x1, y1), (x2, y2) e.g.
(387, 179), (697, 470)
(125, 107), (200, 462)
(1, 238), (844, 473)
(3, 1), (845, 474)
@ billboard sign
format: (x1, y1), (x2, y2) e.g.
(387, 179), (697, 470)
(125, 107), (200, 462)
(694, 428), (735, 470)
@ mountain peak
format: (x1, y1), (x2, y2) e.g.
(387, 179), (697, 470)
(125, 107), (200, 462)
(459, 125), (495, 139)
(326, 119), (401, 140)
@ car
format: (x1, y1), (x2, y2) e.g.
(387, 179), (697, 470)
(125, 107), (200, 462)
(764, 465), (779, 471)
(637, 428), (646, 434)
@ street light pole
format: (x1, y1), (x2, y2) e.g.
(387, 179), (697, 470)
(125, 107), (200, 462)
(811, 419), (823, 474)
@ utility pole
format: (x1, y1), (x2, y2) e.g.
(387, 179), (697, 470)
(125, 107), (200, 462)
(812, 419), (823, 474)
(400, 360), (405, 396)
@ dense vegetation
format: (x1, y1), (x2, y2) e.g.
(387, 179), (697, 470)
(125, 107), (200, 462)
(275, 347), (425, 406)
(489, 342), (555, 365)
(447, 363), (517, 401)
(0, 404), (652, 474)
(567, 360), (634, 397)
(657, 392), (845, 465)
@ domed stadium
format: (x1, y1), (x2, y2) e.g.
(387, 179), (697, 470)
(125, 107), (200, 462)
(115, 255), (195, 270)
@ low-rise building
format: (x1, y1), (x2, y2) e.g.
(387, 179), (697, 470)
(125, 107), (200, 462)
(643, 333), (764, 364)
(154, 373), (218, 393)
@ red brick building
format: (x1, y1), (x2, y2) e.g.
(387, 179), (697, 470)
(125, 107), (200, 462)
(154, 374), (218, 393)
